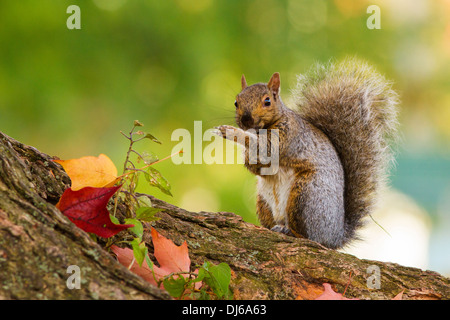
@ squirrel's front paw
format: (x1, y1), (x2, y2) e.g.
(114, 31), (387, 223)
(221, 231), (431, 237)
(214, 125), (238, 139)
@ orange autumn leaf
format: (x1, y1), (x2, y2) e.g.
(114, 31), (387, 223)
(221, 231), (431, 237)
(111, 245), (158, 286)
(315, 283), (359, 300)
(392, 290), (404, 300)
(151, 227), (191, 276)
(111, 227), (192, 288)
(315, 283), (405, 300)
(54, 154), (120, 191)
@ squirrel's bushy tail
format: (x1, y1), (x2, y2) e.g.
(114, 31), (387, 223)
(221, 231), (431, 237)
(293, 58), (399, 244)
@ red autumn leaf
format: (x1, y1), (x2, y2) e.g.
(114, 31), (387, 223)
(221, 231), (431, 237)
(57, 186), (133, 238)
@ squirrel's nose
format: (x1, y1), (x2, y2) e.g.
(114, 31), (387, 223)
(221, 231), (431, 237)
(241, 112), (254, 128)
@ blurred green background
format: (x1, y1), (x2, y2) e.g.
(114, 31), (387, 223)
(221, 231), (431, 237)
(1, 0), (449, 276)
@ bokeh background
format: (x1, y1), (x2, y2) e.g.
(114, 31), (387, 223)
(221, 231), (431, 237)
(1, 0), (449, 276)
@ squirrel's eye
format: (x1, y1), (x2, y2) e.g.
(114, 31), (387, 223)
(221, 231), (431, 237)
(264, 97), (271, 107)
(234, 100), (238, 108)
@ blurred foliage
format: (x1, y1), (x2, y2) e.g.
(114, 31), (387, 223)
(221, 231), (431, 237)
(0, 0), (449, 227)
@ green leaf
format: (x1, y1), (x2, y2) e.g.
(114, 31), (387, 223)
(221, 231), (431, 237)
(109, 214), (120, 225)
(163, 275), (187, 298)
(135, 206), (163, 222)
(125, 218), (144, 238)
(145, 253), (154, 270)
(130, 238), (147, 267)
(201, 262), (231, 299)
(144, 167), (172, 196)
(136, 194), (152, 207)
(140, 151), (159, 165)
(191, 267), (207, 283)
(143, 132), (162, 144)
(211, 263), (232, 299)
(134, 131), (161, 144)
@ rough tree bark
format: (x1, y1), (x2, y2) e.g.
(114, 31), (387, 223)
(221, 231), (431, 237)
(0, 132), (448, 300)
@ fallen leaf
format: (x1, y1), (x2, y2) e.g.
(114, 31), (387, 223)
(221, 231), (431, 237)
(151, 227), (190, 276)
(295, 281), (325, 300)
(112, 227), (193, 288)
(54, 154), (119, 191)
(392, 290), (404, 300)
(111, 244), (157, 286)
(315, 283), (405, 300)
(58, 186), (133, 238)
(315, 283), (359, 300)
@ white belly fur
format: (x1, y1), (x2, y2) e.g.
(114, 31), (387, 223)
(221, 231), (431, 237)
(257, 167), (295, 225)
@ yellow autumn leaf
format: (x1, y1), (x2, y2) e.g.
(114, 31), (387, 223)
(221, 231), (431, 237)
(54, 154), (119, 191)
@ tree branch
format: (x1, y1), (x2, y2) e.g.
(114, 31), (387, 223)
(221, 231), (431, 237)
(0, 131), (448, 300)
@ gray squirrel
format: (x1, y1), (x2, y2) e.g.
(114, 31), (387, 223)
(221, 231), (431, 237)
(215, 58), (399, 249)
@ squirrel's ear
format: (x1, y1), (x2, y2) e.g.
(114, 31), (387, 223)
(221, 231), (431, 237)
(241, 74), (247, 90)
(268, 72), (280, 95)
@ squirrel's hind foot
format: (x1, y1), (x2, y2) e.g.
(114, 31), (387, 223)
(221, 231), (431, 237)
(271, 225), (294, 237)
